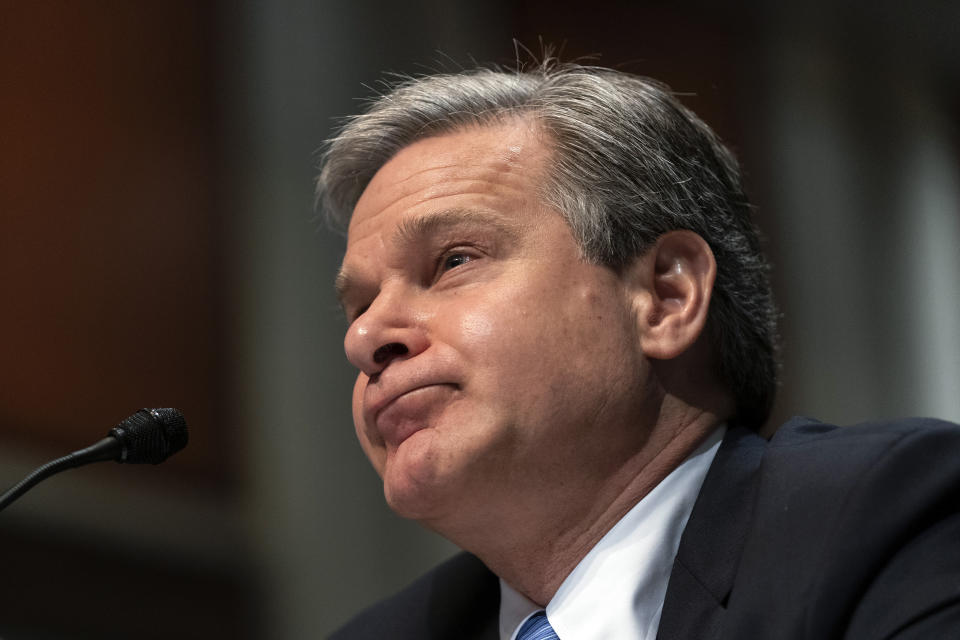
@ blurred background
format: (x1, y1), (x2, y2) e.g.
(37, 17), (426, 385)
(1, 0), (958, 637)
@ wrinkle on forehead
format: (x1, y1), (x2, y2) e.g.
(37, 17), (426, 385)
(384, 137), (529, 189)
(390, 162), (460, 187)
(348, 122), (548, 239)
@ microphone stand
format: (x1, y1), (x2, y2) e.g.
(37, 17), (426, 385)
(0, 437), (120, 512)
(0, 408), (187, 513)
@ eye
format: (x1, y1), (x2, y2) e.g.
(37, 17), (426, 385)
(440, 252), (473, 272)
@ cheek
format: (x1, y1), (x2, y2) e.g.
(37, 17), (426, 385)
(493, 280), (636, 388)
(352, 374), (387, 475)
(452, 293), (531, 373)
(458, 309), (495, 342)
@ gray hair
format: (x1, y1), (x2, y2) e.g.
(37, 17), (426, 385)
(317, 62), (779, 429)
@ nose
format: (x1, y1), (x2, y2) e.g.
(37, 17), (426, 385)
(344, 289), (428, 377)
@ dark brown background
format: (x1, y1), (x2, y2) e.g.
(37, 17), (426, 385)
(1, 1), (957, 637)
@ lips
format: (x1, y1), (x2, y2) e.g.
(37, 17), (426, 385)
(365, 376), (459, 448)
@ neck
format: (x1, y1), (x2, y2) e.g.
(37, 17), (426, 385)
(435, 406), (722, 606)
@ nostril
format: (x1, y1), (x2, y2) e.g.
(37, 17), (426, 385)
(373, 342), (409, 365)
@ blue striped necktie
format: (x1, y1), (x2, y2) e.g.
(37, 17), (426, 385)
(516, 611), (559, 640)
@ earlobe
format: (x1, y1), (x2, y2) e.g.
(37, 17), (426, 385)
(633, 230), (716, 360)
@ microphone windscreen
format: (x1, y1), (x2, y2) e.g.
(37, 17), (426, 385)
(109, 408), (188, 464)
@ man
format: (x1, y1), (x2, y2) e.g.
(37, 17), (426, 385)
(318, 61), (960, 639)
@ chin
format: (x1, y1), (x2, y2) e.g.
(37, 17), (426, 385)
(383, 469), (452, 522)
(381, 428), (459, 522)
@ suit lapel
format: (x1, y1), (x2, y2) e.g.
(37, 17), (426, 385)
(656, 426), (766, 640)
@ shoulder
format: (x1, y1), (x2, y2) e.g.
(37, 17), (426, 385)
(728, 415), (960, 638)
(329, 552), (499, 640)
(764, 415), (960, 479)
(769, 414), (960, 447)
(753, 415), (960, 563)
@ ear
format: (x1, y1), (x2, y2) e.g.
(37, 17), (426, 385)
(627, 230), (716, 360)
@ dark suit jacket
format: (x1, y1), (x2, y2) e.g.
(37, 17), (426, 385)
(331, 417), (960, 639)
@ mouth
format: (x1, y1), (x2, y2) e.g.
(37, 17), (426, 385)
(370, 383), (458, 448)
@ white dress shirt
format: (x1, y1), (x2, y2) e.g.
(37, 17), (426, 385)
(499, 426), (725, 640)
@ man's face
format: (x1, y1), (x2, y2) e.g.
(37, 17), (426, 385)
(338, 121), (653, 531)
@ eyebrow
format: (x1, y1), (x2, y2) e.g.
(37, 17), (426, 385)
(394, 208), (521, 247)
(334, 208), (523, 311)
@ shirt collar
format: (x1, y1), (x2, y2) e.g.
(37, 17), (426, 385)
(499, 426), (725, 640)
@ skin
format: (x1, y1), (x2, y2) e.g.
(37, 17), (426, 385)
(337, 119), (730, 604)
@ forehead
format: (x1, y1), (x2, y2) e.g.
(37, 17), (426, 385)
(345, 120), (550, 241)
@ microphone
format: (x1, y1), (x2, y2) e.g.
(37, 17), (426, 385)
(0, 408), (188, 513)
